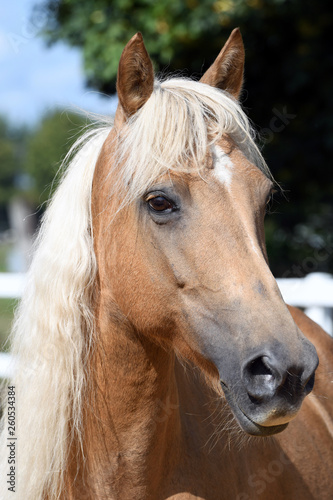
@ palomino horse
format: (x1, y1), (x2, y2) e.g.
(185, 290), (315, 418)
(0, 29), (332, 500)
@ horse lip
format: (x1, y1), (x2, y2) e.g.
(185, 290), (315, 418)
(220, 380), (288, 437)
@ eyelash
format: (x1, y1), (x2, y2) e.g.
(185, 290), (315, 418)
(265, 189), (277, 213)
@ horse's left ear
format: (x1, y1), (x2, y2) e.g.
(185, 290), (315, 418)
(116, 32), (154, 120)
(200, 28), (245, 100)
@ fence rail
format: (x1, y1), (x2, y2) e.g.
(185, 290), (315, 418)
(276, 272), (333, 335)
(0, 272), (332, 379)
(0, 272), (25, 299)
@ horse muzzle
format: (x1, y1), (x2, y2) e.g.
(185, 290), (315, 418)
(219, 340), (319, 437)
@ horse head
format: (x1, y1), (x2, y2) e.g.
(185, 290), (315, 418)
(92, 30), (318, 437)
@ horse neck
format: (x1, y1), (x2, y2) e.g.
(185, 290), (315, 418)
(76, 297), (182, 499)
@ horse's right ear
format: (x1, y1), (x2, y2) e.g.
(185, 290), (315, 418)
(116, 33), (154, 121)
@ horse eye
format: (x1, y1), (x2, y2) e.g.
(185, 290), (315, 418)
(148, 196), (174, 212)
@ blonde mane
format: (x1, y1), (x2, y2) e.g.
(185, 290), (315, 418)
(0, 78), (270, 499)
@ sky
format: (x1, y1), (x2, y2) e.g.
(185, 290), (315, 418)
(0, 0), (118, 127)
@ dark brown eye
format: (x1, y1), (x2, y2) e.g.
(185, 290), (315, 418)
(148, 196), (174, 212)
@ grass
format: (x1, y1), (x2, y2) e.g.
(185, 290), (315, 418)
(0, 241), (13, 272)
(0, 241), (18, 352)
(0, 298), (17, 352)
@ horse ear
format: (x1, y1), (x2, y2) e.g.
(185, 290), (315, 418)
(116, 32), (154, 119)
(200, 28), (245, 99)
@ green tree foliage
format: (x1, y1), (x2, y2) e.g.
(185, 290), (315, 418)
(0, 118), (22, 204)
(0, 118), (30, 231)
(33, 0), (333, 275)
(25, 110), (88, 206)
(0, 111), (87, 233)
(41, 0), (233, 94)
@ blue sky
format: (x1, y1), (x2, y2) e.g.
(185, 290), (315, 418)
(0, 0), (117, 127)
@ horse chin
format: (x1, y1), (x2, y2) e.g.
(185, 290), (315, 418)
(221, 382), (289, 437)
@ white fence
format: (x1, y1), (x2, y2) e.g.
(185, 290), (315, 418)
(0, 272), (332, 379)
(276, 273), (333, 335)
(0, 272), (25, 299)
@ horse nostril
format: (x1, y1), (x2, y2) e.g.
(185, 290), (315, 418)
(243, 355), (282, 402)
(248, 357), (273, 378)
(243, 348), (318, 405)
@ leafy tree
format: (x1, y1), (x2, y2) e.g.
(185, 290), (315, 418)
(0, 118), (16, 232)
(0, 111), (87, 233)
(24, 110), (88, 206)
(0, 118), (30, 231)
(35, 0), (333, 276)
(40, 0), (232, 94)
(0, 118), (22, 204)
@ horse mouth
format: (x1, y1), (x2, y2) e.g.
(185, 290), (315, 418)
(220, 381), (288, 437)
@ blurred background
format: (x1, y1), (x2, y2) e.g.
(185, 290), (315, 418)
(0, 0), (333, 357)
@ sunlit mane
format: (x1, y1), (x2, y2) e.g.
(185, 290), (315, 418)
(0, 77), (271, 499)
